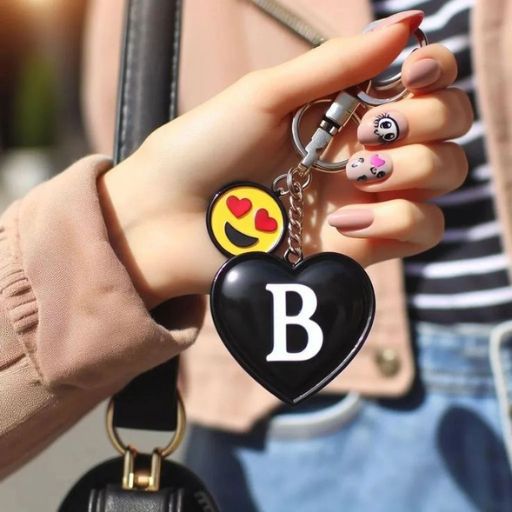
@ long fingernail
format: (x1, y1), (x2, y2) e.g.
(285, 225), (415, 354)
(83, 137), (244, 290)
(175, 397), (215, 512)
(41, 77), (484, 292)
(346, 151), (393, 182)
(403, 58), (442, 89)
(364, 10), (424, 34)
(357, 111), (408, 146)
(328, 209), (374, 231)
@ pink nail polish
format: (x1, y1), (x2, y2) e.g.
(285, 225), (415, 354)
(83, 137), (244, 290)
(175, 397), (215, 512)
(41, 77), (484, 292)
(346, 151), (393, 182)
(357, 111), (409, 146)
(364, 10), (424, 34)
(328, 209), (375, 231)
(403, 58), (442, 89)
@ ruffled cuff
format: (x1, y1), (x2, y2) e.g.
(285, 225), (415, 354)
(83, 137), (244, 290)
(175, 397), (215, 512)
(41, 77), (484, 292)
(0, 155), (203, 390)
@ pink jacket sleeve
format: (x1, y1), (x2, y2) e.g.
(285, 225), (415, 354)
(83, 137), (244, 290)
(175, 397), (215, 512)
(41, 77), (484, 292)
(0, 155), (204, 479)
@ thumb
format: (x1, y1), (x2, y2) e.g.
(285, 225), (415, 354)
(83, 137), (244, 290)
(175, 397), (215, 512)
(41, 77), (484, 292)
(260, 10), (424, 115)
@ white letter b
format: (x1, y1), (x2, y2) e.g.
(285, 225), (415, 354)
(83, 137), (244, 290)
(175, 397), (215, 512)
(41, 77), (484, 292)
(265, 284), (323, 362)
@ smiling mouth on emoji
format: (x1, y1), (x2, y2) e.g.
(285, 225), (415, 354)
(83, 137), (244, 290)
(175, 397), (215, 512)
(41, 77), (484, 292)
(224, 222), (258, 248)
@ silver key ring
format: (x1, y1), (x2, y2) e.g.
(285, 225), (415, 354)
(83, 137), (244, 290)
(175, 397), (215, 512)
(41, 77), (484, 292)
(291, 99), (362, 172)
(354, 28), (429, 106)
(291, 28), (428, 173)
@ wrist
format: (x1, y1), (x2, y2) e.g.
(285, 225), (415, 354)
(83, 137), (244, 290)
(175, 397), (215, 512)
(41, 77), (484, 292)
(97, 161), (225, 308)
(96, 165), (157, 308)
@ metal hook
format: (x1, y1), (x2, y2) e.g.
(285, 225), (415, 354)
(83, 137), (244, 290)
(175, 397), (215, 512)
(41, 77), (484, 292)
(290, 28), (428, 172)
(291, 97), (362, 172)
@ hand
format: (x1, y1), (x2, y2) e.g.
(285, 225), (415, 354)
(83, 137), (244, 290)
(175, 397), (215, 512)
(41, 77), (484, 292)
(97, 11), (472, 309)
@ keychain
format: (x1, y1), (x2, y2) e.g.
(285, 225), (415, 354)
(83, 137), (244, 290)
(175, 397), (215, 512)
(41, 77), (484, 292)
(207, 29), (428, 405)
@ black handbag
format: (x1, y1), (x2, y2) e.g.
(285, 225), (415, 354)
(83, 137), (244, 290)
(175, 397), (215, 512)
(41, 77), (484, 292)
(59, 0), (218, 509)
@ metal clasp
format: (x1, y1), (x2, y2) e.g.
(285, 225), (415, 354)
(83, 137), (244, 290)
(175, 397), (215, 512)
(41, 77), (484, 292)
(106, 392), (187, 491)
(291, 28), (428, 173)
(123, 449), (163, 491)
(292, 92), (362, 172)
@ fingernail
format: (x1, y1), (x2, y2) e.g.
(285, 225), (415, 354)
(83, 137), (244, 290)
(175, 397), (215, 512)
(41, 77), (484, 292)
(403, 58), (442, 89)
(346, 151), (393, 182)
(364, 10), (424, 34)
(328, 209), (375, 231)
(357, 111), (408, 146)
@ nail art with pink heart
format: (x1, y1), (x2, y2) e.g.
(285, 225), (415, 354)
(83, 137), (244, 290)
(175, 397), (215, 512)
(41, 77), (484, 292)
(346, 151), (392, 182)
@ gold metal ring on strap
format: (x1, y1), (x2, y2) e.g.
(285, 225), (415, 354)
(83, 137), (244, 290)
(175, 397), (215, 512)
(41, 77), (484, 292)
(106, 391), (186, 458)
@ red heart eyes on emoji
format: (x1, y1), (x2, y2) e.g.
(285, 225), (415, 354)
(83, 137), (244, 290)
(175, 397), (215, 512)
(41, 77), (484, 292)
(255, 209), (277, 232)
(227, 196), (252, 217)
(226, 197), (278, 232)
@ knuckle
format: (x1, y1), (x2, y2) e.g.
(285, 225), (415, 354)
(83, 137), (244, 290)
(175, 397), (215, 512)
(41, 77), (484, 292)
(393, 199), (418, 239)
(445, 88), (474, 133)
(390, 200), (444, 247)
(447, 143), (469, 188)
(429, 89), (473, 139)
(234, 68), (282, 113)
(423, 204), (445, 248)
(445, 52), (459, 82)
(414, 145), (438, 180)
(456, 92), (474, 131)
(431, 96), (452, 130)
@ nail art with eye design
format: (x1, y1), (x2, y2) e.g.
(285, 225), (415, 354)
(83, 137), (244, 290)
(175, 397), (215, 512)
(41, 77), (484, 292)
(346, 151), (393, 182)
(357, 111), (409, 146)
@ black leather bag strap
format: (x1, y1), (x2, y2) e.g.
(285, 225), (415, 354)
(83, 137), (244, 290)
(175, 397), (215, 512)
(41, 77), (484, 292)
(59, 3), (221, 508)
(114, 0), (182, 163)
(112, 0), (183, 432)
(112, 357), (179, 431)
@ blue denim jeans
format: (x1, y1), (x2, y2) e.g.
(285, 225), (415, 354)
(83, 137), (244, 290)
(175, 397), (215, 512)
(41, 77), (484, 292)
(184, 322), (512, 512)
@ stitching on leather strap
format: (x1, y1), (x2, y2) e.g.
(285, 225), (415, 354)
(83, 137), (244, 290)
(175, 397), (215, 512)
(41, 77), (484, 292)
(169, 0), (182, 120)
(118, 0), (139, 161)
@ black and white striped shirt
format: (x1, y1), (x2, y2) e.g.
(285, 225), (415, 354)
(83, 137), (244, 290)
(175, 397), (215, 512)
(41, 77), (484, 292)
(373, 0), (512, 324)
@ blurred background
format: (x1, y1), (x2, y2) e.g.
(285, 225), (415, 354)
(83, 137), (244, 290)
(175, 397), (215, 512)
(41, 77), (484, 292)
(0, 0), (89, 210)
(0, 1), (149, 510)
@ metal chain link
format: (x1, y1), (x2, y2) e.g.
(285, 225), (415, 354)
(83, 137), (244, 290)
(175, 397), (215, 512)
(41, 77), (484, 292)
(283, 164), (310, 265)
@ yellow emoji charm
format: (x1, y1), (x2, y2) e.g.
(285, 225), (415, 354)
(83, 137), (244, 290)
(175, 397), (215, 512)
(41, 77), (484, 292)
(207, 182), (287, 257)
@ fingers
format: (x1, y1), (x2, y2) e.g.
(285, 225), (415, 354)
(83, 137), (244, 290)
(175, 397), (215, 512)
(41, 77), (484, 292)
(327, 199), (445, 265)
(357, 88), (473, 146)
(401, 43), (458, 94)
(345, 142), (468, 197)
(240, 11), (423, 115)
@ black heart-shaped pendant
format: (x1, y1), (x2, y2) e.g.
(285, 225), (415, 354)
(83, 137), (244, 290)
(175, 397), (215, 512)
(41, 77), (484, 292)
(210, 252), (375, 404)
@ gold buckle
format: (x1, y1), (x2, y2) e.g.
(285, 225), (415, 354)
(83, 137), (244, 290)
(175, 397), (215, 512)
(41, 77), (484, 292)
(122, 448), (162, 491)
(105, 391), (186, 491)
